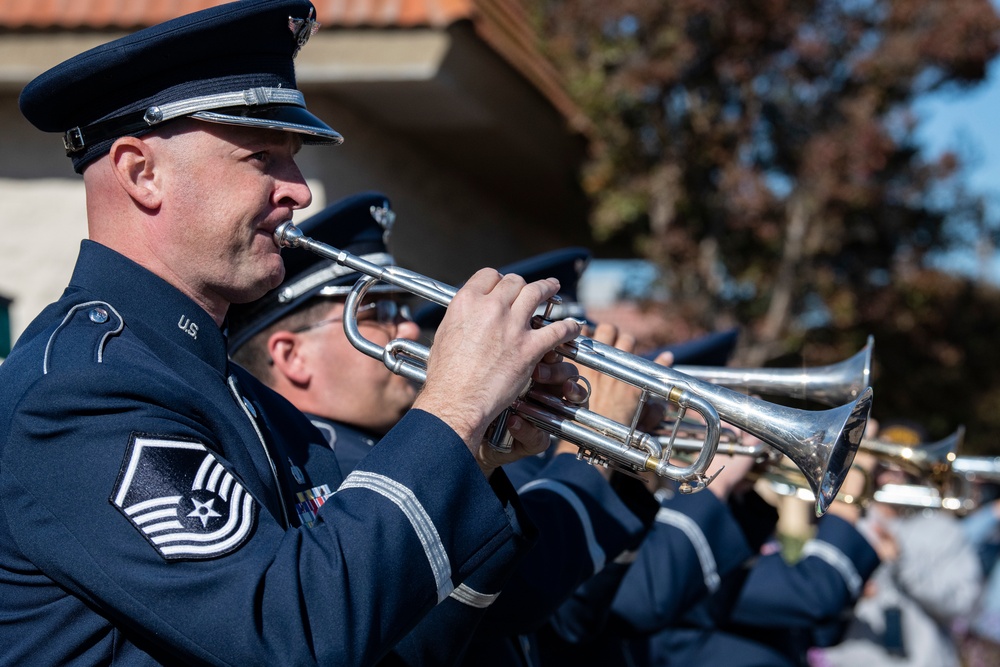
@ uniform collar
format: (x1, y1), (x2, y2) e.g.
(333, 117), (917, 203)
(70, 240), (229, 375)
(307, 414), (380, 448)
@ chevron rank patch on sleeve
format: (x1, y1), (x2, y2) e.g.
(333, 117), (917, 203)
(111, 433), (258, 561)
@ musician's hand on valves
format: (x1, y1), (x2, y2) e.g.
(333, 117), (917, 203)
(412, 269), (582, 477)
(553, 324), (668, 476)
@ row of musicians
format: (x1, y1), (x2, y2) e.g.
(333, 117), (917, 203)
(226, 191), (983, 667)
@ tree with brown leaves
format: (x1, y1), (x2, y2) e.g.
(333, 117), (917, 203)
(534, 0), (1000, 451)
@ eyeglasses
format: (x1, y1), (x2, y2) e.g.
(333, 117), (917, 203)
(291, 299), (412, 334)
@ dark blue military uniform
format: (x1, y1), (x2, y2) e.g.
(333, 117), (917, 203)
(0, 241), (532, 666)
(633, 494), (879, 667)
(534, 485), (757, 667)
(309, 413), (657, 667)
(455, 452), (658, 667)
(2, 1), (533, 664)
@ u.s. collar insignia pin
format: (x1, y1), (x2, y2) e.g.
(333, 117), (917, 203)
(370, 201), (396, 244)
(289, 8), (320, 58)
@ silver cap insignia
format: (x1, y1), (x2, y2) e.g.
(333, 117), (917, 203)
(288, 8), (320, 58)
(370, 201), (396, 245)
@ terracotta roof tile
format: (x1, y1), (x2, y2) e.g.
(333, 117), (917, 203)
(0, 0), (477, 29)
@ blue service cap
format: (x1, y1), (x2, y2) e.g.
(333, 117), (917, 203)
(412, 247), (592, 330)
(643, 327), (740, 367)
(227, 191), (396, 354)
(19, 0), (343, 173)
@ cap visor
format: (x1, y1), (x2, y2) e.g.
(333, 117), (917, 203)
(192, 105), (343, 144)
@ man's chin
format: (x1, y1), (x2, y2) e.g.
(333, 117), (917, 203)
(256, 256), (286, 293)
(228, 267), (285, 305)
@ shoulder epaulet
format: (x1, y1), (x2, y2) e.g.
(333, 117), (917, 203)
(43, 300), (124, 374)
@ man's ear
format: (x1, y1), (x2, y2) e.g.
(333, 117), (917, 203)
(268, 331), (312, 387)
(108, 136), (161, 210)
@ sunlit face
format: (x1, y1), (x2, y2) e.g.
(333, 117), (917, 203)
(147, 120), (312, 306)
(295, 298), (420, 435)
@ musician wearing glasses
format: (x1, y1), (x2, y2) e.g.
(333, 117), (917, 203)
(0, 2), (588, 665)
(228, 193), (425, 476)
(228, 197), (664, 665)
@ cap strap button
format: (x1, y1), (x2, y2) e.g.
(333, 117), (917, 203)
(143, 107), (164, 125)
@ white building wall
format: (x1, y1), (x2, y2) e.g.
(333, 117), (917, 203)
(0, 179), (87, 338)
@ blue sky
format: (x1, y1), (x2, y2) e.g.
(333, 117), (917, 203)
(914, 5), (1000, 281)
(917, 62), (1000, 207)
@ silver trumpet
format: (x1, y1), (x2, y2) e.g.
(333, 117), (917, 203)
(952, 454), (1000, 484)
(763, 478), (971, 511)
(658, 336), (875, 459)
(767, 427), (969, 510)
(861, 426), (964, 484)
(869, 483), (975, 512)
(274, 222), (874, 514)
(948, 454), (1000, 511)
(674, 336), (873, 407)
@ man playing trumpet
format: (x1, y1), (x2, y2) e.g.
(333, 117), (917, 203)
(0, 2), (585, 663)
(228, 193), (661, 665)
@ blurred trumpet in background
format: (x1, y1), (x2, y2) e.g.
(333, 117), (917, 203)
(766, 427), (981, 512)
(675, 335), (873, 407)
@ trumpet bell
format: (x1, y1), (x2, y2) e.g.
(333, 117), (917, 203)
(862, 426), (964, 487)
(727, 385), (872, 516)
(675, 336), (874, 407)
(797, 386), (873, 514)
(666, 388), (874, 516)
(604, 343), (874, 516)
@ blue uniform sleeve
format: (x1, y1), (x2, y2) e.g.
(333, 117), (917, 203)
(362, 454), (657, 667)
(2, 361), (526, 667)
(478, 454), (654, 635)
(610, 488), (753, 635)
(730, 514), (880, 628)
(546, 556), (635, 644)
(373, 469), (536, 667)
(542, 474), (660, 644)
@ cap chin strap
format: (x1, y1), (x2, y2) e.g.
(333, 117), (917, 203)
(63, 87), (341, 154)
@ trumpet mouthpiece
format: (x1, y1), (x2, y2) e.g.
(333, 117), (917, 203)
(273, 221), (303, 249)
